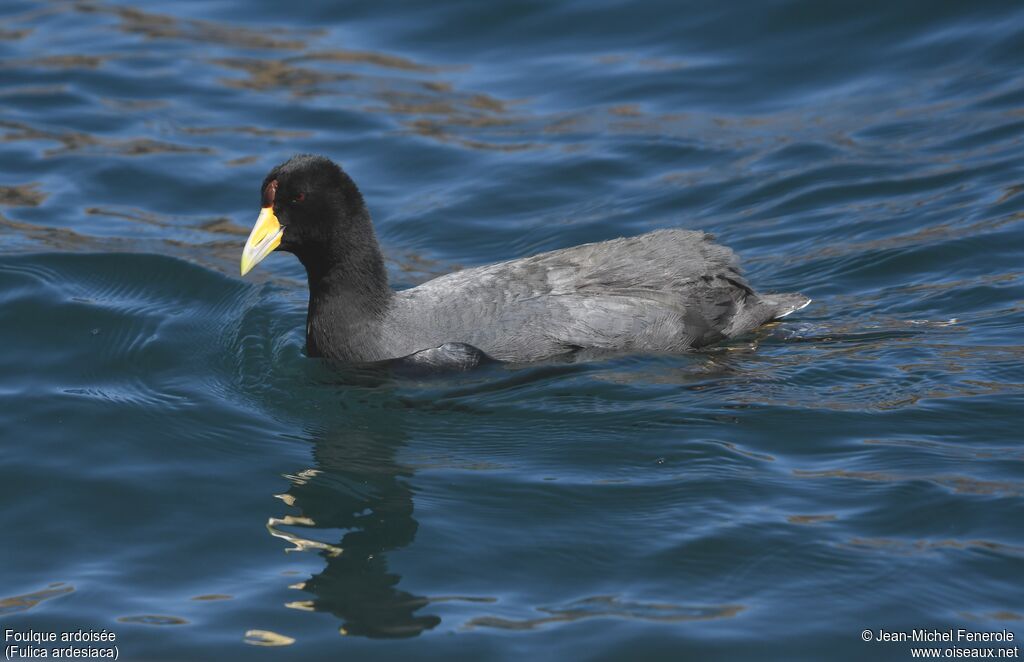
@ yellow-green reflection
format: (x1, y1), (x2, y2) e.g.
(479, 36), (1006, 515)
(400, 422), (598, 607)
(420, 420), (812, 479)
(267, 406), (440, 638)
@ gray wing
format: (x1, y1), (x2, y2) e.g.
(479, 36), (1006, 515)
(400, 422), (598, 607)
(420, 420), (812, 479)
(385, 229), (806, 361)
(387, 342), (494, 372)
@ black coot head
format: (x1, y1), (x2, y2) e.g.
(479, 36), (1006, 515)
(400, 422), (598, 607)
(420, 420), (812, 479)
(240, 154), (370, 276)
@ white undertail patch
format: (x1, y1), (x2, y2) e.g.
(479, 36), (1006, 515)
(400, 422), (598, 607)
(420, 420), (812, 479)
(776, 297), (812, 318)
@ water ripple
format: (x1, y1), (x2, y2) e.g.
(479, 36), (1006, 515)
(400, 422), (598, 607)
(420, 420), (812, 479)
(1, 0), (1023, 657)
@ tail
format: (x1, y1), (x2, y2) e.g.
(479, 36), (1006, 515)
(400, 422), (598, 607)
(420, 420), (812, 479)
(719, 290), (812, 340)
(759, 292), (812, 320)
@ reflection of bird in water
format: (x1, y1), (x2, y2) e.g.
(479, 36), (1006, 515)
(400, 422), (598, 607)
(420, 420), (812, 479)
(268, 419), (440, 638)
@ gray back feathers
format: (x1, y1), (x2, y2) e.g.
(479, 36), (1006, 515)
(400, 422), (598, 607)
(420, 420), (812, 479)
(363, 229), (808, 363)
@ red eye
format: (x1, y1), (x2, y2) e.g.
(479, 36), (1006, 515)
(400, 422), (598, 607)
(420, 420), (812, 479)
(292, 192), (305, 203)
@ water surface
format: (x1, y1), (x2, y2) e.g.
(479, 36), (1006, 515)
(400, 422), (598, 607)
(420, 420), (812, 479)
(1, 0), (1023, 659)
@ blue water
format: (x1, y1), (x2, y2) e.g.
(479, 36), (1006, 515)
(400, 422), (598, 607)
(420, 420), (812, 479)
(2, 0), (1023, 659)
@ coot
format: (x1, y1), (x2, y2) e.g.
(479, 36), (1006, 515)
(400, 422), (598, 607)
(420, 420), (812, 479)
(241, 155), (809, 366)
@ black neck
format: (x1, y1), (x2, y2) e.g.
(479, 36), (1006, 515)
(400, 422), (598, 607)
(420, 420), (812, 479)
(301, 225), (393, 361)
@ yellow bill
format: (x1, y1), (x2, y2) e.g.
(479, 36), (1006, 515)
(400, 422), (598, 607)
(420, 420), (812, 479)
(240, 206), (283, 276)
